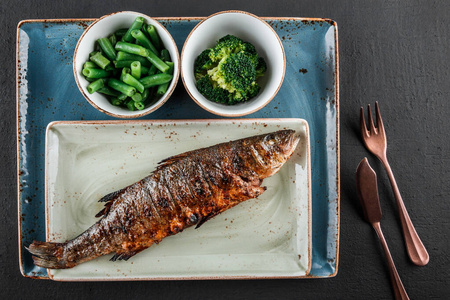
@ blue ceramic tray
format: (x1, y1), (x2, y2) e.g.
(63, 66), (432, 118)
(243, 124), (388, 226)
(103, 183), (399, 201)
(17, 17), (339, 279)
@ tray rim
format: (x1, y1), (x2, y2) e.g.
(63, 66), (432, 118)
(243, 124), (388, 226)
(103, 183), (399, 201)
(44, 118), (311, 281)
(16, 16), (339, 279)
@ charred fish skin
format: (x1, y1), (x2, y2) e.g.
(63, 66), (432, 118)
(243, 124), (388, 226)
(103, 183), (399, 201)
(28, 130), (300, 269)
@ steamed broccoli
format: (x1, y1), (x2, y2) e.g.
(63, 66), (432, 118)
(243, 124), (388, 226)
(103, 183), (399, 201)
(194, 35), (266, 105)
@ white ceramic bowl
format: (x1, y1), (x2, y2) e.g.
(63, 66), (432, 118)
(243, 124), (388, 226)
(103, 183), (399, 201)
(181, 10), (285, 117)
(73, 11), (180, 118)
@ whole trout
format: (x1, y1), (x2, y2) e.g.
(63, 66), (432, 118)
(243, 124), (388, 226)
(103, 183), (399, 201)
(29, 130), (300, 269)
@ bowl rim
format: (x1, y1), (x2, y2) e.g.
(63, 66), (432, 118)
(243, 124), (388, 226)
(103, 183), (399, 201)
(73, 11), (180, 119)
(180, 10), (286, 117)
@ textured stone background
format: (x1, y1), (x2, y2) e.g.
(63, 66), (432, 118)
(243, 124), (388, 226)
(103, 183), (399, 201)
(1, 0), (449, 298)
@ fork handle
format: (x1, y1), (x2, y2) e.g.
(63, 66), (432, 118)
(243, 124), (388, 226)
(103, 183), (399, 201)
(373, 222), (410, 300)
(380, 156), (430, 266)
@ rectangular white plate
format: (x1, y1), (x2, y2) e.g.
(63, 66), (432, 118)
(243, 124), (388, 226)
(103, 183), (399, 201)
(45, 118), (311, 281)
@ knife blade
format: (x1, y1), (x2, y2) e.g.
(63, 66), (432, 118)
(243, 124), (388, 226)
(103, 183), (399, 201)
(356, 157), (382, 223)
(356, 157), (409, 300)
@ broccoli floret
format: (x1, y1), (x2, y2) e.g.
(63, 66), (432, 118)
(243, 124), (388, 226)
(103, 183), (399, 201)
(194, 49), (214, 76)
(209, 52), (256, 93)
(255, 56), (267, 78)
(194, 34), (267, 105)
(196, 76), (231, 104)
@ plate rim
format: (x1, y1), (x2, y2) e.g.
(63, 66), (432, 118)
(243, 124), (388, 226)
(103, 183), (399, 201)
(45, 118), (311, 281)
(16, 17), (339, 279)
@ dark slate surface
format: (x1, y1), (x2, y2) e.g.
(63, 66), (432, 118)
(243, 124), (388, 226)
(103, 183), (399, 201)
(2, 0), (449, 299)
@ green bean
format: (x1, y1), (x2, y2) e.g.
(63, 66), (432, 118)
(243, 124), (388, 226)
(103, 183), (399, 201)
(82, 68), (111, 78)
(116, 51), (152, 67)
(121, 73), (145, 93)
(89, 52), (111, 69)
(84, 61), (97, 69)
(156, 62), (174, 96)
(146, 50), (169, 72)
(118, 93), (128, 101)
(141, 88), (151, 102)
(131, 29), (158, 54)
(97, 38), (117, 61)
(115, 28), (128, 37)
(132, 93), (142, 102)
(160, 49), (170, 61)
(126, 100), (136, 111)
(109, 34), (117, 47)
(134, 101), (145, 110)
(121, 17), (144, 43)
(97, 86), (121, 97)
(139, 73), (173, 89)
(108, 78), (136, 97)
(146, 25), (161, 50)
(115, 41), (149, 57)
(87, 78), (106, 94)
(120, 67), (131, 81)
(131, 61), (141, 79)
(111, 97), (123, 106)
(147, 64), (157, 76)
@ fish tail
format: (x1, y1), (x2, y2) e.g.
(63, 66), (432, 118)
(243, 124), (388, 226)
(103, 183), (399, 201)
(27, 241), (69, 269)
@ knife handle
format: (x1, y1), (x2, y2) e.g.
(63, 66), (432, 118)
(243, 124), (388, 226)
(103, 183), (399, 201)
(372, 222), (410, 300)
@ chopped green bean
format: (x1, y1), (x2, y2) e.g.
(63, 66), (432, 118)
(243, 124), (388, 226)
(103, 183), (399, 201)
(115, 28), (128, 37)
(109, 34), (117, 47)
(97, 86), (121, 97)
(147, 64), (157, 76)
(87, 78), (106, 94)
(131, 61), (141, 79)
(121, 17), (144, 43)
(116, 51), (152, 67)
(160, 49), (170, 61)
(141, 88), (151, 102)
(108, 78), (136, 97)
(134, 101), (145, 110)
(118, 93), (128, 101)
(84, 61), (97, 69)
(156, 62), (174, 96)
(115, 41), (149, 57)
(146, 25), (161, 50)
(120, 67), (131, 81)
(132, 93), (142, 102)
(90, 52), (111, 69)
(131, 29), (158, 54)
(121, 73), (145, 93)
(126, 100), (136, 111)
(97, 38), (117, 61)
(111, 97), (123, 106)
(139, 73), (173, 89)
(146, 50), (169, 72)
(82, 68), (111, 78)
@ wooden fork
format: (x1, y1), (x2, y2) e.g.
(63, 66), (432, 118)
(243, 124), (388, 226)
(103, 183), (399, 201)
(360, 102), (429, 266)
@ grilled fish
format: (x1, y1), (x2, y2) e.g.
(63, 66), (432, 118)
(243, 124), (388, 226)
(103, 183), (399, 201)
(28, 129), (300, 269)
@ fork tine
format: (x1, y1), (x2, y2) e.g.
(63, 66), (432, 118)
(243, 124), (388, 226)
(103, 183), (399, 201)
(375, 101), (385, 134)
(360, 106), (369, 138)
(367, 104), (377, 134)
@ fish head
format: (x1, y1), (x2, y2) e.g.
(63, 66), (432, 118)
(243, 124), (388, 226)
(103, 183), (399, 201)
(254, 129), (300, 178)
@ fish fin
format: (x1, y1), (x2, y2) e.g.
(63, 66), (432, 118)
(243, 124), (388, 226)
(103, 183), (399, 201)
(154, 152), (191, 171)
(195, 211), (220, 229)
(27, 241), (68, 269)
(99, 188), (126, 202)
(110, 248), (145, 262)
(96, 188), (125, 217)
